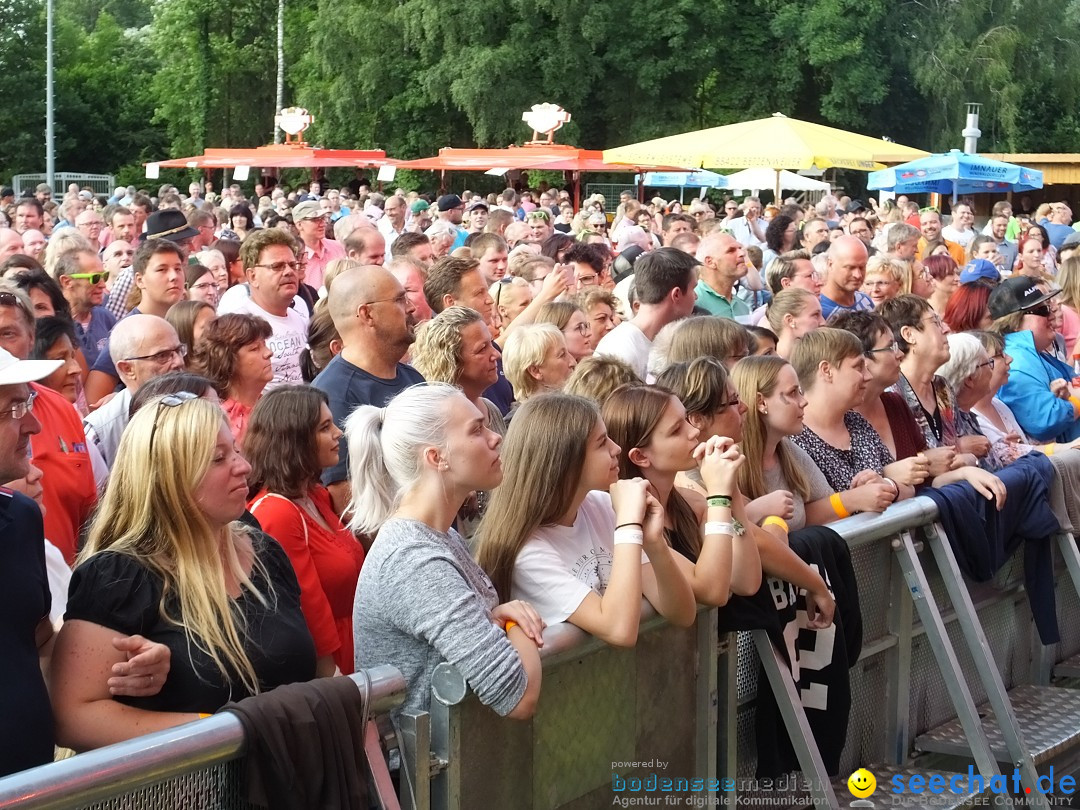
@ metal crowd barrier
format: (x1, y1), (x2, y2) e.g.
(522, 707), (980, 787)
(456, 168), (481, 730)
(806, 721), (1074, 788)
(0, 666), (406, 810)
(4, 494), (1080, 810)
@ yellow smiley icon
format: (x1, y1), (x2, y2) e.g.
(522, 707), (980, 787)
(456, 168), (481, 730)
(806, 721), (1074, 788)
(847, 768), (877, 798)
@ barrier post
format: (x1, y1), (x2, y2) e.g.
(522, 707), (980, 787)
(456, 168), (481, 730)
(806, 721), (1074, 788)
(884, 547), (914, 765)
(921, 523), (1048, 807)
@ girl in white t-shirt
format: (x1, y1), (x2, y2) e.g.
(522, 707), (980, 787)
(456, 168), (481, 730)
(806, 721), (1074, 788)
(476, 393), (696, 645)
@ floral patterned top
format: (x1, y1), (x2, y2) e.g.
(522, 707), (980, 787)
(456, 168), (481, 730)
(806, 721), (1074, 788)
(790, 411), (895, 493)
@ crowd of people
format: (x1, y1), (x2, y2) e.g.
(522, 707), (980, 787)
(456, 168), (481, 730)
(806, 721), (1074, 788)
(2, 176), (1080, 783)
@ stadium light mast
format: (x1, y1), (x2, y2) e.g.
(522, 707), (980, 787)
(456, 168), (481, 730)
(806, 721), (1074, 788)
(45, 0), (55, 188)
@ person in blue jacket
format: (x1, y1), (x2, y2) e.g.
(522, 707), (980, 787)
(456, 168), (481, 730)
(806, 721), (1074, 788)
(992, 276), (1080, 443)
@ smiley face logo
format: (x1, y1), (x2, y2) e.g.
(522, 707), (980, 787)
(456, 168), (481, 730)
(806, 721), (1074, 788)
(847, 768), (876, 798)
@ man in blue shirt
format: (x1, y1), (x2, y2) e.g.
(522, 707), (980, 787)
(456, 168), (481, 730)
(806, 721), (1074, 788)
(314, 265), (422, 516)
(819, 236), (873, 319)
(1040, 201), (1074, 251)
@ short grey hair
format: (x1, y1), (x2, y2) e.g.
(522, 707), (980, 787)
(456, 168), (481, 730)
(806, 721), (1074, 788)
(936, 332), (984, 391)
(886, 223), (921, 252)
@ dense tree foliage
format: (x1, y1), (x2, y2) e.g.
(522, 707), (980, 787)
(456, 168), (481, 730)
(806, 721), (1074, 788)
(5, 0), (1080, 183)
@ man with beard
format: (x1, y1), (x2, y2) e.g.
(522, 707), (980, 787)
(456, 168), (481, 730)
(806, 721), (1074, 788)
(314, 265), (421, 515)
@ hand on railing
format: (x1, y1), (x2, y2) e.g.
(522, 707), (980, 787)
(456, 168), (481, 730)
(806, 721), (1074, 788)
(492, 601), (546, 648)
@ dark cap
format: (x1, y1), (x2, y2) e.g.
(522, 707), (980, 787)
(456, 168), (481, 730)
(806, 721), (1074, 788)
(0, 187), (13, 199)
(466, 199), (489, 212)
(437, 194), (463, 212)
(987, 275), (1060, 319)
(1061, 231), (1080, 251)
(140, 209), (199, 243)
(846, 199), (867, 213)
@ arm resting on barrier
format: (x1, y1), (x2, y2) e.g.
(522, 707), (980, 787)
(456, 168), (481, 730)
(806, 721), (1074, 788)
(750, 523), (835, 630)
(49, 620), (202, 751)
(503, 625), (543, 720)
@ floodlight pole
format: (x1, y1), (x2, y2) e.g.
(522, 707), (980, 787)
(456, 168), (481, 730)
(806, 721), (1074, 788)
(962, 103), (981, 155)
(45, 0), (55, 189)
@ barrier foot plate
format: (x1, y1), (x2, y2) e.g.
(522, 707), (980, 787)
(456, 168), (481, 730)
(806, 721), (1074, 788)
(914, 684), (1080, 766)
(1052, 651), (1080, 680)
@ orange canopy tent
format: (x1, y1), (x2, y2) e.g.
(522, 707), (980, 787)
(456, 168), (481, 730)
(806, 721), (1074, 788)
(147, 143), (396, 177)
(395, 144), (687, 209)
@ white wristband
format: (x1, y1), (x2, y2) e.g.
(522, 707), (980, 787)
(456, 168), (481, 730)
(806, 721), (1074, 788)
(613, 526), (644, 545)
(704, 521), (735, 537)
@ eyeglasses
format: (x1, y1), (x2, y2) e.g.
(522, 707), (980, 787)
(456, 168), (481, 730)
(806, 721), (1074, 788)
(359, 291), (409, 309)
(0, 292), (22, 311)
(976, 358), (996, 370)
(188, 281), (218, 293)
(253, 261), (301, 274)
(124, 344), (188, 364)
(921, 314), (945, 330)
(0, 390), (36, 420)
(493, 277), (513, 307)
(717, 391), (741, 410)
(68, 271), (109, 284)
(865, 340), (900, 356)
(148, 391), (198, 456)
(567, 321), (591, 335)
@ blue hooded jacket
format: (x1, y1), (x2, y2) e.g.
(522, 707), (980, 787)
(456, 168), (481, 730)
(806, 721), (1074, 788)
(997, 330), (1080, 442)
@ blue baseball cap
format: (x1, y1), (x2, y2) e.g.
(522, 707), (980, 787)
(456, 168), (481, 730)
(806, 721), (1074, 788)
(959, 259), (1000, 285)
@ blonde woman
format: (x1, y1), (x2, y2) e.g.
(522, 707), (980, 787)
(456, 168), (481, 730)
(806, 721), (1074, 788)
(862, 254), (907, 307)
(51, 396), (316, 751)
(502, 322), (575, 409)
(765, 288), (824, 360)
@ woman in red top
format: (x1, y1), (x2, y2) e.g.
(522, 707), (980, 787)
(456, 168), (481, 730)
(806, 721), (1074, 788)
(244, 385), (365, 676)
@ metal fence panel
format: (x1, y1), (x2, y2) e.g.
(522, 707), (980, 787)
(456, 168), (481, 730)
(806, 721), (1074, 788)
(10, 173), (116, 196)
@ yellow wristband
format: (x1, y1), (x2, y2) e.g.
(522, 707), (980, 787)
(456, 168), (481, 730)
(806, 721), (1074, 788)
(1045, 443), (1057, 456)
(199, 713), (211, 719)
(762, 516), (789, 532)
(830, 493), (850, 519)
(504, 621), (518, 633)
(1069, 396), (1080, 418)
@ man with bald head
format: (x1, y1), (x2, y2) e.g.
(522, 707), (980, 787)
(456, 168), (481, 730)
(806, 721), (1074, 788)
(313, 265), (423, 514)
(694, 233), (750, 319)
(83, 314), (186, 468)
(0, 230), (23, 261)
(20, 230), (46, 261)
(343, 227), (387, 267)
(819, 236), (874, 318)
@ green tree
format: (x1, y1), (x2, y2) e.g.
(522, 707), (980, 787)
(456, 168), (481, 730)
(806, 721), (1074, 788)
(0, 0), (46, 176)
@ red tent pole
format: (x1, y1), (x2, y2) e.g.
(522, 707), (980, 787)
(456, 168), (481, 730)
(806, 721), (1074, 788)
(572, 171), (580, 212)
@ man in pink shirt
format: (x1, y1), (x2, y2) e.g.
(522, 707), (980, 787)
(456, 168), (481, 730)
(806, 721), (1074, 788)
(294, 200), (345, 291)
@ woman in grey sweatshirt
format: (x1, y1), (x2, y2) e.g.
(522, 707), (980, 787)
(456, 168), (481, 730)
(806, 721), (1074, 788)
(347, 382), (543, 718)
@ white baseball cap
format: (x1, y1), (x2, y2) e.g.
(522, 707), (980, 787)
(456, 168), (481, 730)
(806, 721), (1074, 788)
(0, 347), (62, 385)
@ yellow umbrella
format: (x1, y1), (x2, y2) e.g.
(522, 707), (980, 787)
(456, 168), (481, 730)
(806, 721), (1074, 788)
(604, 113), (929, 199)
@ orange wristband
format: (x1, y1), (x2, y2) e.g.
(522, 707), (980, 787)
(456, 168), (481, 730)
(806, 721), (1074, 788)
(504, 621), (518, 633)
(198, 713), (211, 719)
(762, 516), (789, 533)
(830, 493), (850, 519)
(1070, 396), (1080, 418)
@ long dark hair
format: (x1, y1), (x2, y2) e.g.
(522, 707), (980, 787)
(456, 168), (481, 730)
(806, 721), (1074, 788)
(602, 384), (702, 561)
(245, 385), (329, 498)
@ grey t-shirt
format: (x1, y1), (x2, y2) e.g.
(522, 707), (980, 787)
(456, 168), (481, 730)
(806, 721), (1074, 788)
(762, 439), (833, 531)
(353, 518), (527, 717)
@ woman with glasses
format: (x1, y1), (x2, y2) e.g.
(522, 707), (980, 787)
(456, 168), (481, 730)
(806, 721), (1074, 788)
(536, 301), (593, 362)
(765, 288), (824, 361)
(923, 254), (962, 317)
(191, 313), (273, 447)
(990, 277), (1080, 443)
(245, 386), (364, 677)
(194, 250), (229, 294)
(184, 263), (220, 309)
(51, 395), (317, 750)
(968, 330), (1080, 458)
